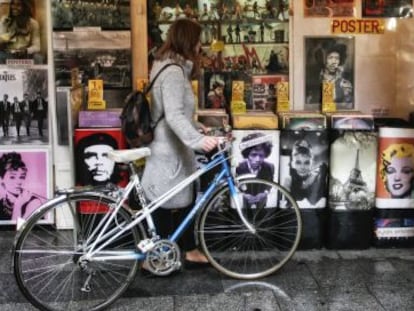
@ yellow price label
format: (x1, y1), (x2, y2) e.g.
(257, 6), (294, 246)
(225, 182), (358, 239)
(322, 82), (336, 112)
(232, 81), (244, 101)
(88, 79), (104, 101)
(136, 78), (148, 92)
(231, 100), (246, 114)
(277, 82), (289, 112)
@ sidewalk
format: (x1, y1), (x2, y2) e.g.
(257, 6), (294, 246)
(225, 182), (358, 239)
(1, 230), (413, 311)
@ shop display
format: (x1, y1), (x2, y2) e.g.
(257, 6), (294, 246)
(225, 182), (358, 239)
(251, 74), (288, 112)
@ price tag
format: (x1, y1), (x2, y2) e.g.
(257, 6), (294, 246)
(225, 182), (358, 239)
(322, 81), (337, 112)
(88, 79), (106, 110)
(231, 100), (246, 114)
(232, 80), (244, 102)
(277, 82), (290, 112)
(136, 78), (148, 92)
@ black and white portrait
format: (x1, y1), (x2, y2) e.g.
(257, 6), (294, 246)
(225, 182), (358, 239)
(279, 130), (329, 209)
(304, 36), (355, 111)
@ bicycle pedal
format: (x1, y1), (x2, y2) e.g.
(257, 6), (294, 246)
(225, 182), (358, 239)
(138, 239), (155, 252)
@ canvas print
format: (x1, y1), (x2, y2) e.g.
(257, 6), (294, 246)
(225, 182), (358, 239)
(0, 67), (49, 145)
(0, 148), (51, 225)
(202, 71), (232, 110)
(305, 36), (355, 111)
(376, 127), (414, 208)
(0, 0), (48, 65)
(329, 131), (378, 210)
(304, 0), (356, 17)
(74, 128), (128, 188)
(53, 30), (132, 88)
(231, 129), (280, 208)
(279, 130), (329, 209)
(362, 0), (413, 18)
(51, 0), (131, 30)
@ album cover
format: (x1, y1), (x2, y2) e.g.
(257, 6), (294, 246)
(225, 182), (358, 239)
(330, 114), (375, 130)
(231, 129), (280, 208)
(0, 148), (52, 225)
(281, 112), (327, 130)
(279, 129), (329, 209)
(251, 74), (288, 112)
(329, 130), (378, 210)
(232, 111), (279, 129)
(202, 71), (232, 110)
(196, 109), (229, 129)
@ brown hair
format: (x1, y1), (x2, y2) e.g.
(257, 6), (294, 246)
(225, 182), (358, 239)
(155, 18), (202, 78)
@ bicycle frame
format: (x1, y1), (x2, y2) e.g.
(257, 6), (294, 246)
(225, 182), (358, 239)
(83, 147), (253, 262)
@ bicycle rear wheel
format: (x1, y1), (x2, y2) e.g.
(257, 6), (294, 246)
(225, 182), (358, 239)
(198, 177), (301, 279)
(13, 193), (143, 311)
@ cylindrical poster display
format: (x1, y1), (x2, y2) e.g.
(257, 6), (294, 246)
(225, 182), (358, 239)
(375, 127), (414, 247)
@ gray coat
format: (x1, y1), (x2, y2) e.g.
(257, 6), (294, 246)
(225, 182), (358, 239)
(141, 58), (204, 208)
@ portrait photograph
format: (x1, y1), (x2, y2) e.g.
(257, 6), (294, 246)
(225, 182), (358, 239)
(51, 0), (131, 30)
(231, 129), (280, 208)
(53, 30), (132, 88)
(304, 0), (355, 17)
(279, 129), (329, 209)
(329, 131), (378, 211)
(362, 0), (413, 18)
(376, 127), (414, 208)
(304, 36), (355, 111)
(0, 67), (49, 145)
(0, 148), (51, 225)
(74, 128), (128, 188)
(202, 71), (232, 110)
(0, 0), (48, 65)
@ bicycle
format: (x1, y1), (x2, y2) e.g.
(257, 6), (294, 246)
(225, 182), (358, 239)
(12, 135), (302, 311)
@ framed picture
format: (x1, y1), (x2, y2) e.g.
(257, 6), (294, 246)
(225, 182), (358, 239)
(0, 0), (49, 65)
(53, 30), (132, 89)
(251, 74), (288, 112)
(0, 148), (52, 225)
(202, 71), (232, 110)
(74, 128), (128, 188)
(51, 0), (131, 30)
(0, 67), (49, 145)
(304, 0), (356, 18)
(362, 0), (413, 18)
(304, 36), (355, 111)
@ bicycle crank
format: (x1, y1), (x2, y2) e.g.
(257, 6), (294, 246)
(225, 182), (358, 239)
(144, 240), (182, 276)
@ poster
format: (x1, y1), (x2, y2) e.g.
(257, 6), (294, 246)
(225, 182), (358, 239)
(279, 130), (329, 209)
(0, 148), (51, 225)
(304, 0), (356, 18)
(362, 0), (413, 18)
(329, 130), (378, 210)
(231, 129), (280, 208)
(0, 0), (48, 65)
(0, 67), (49, 145)
(74, 128), (128, 188)
(304, 36), (355, 111)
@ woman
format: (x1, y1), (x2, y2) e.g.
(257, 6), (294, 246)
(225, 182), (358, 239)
(380, 143), (414, 199)
(0, 152), (44, 220)
(141, 18), (218, 268)
(282, 139), (328, 208)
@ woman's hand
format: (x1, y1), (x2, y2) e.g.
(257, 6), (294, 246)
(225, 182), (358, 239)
(201, 136), (218, 153)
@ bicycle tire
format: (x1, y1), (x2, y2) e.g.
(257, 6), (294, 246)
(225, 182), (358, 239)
(13, 192), (144, 311)
(198, 177), (302, 280)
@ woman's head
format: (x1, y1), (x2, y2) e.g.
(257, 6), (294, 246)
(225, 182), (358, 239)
(0, 152), (27, 196)
(291, 140), (313, 177)
(155, 18), (202, 75)
(380, 143), (414, 198)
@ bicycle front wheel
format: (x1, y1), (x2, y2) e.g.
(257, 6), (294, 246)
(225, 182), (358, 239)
(198, 177), (302, 279)
(13, 193), (143, 311)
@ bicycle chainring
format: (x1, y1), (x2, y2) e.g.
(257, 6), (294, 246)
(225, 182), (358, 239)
(144, 240), (182, 276)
